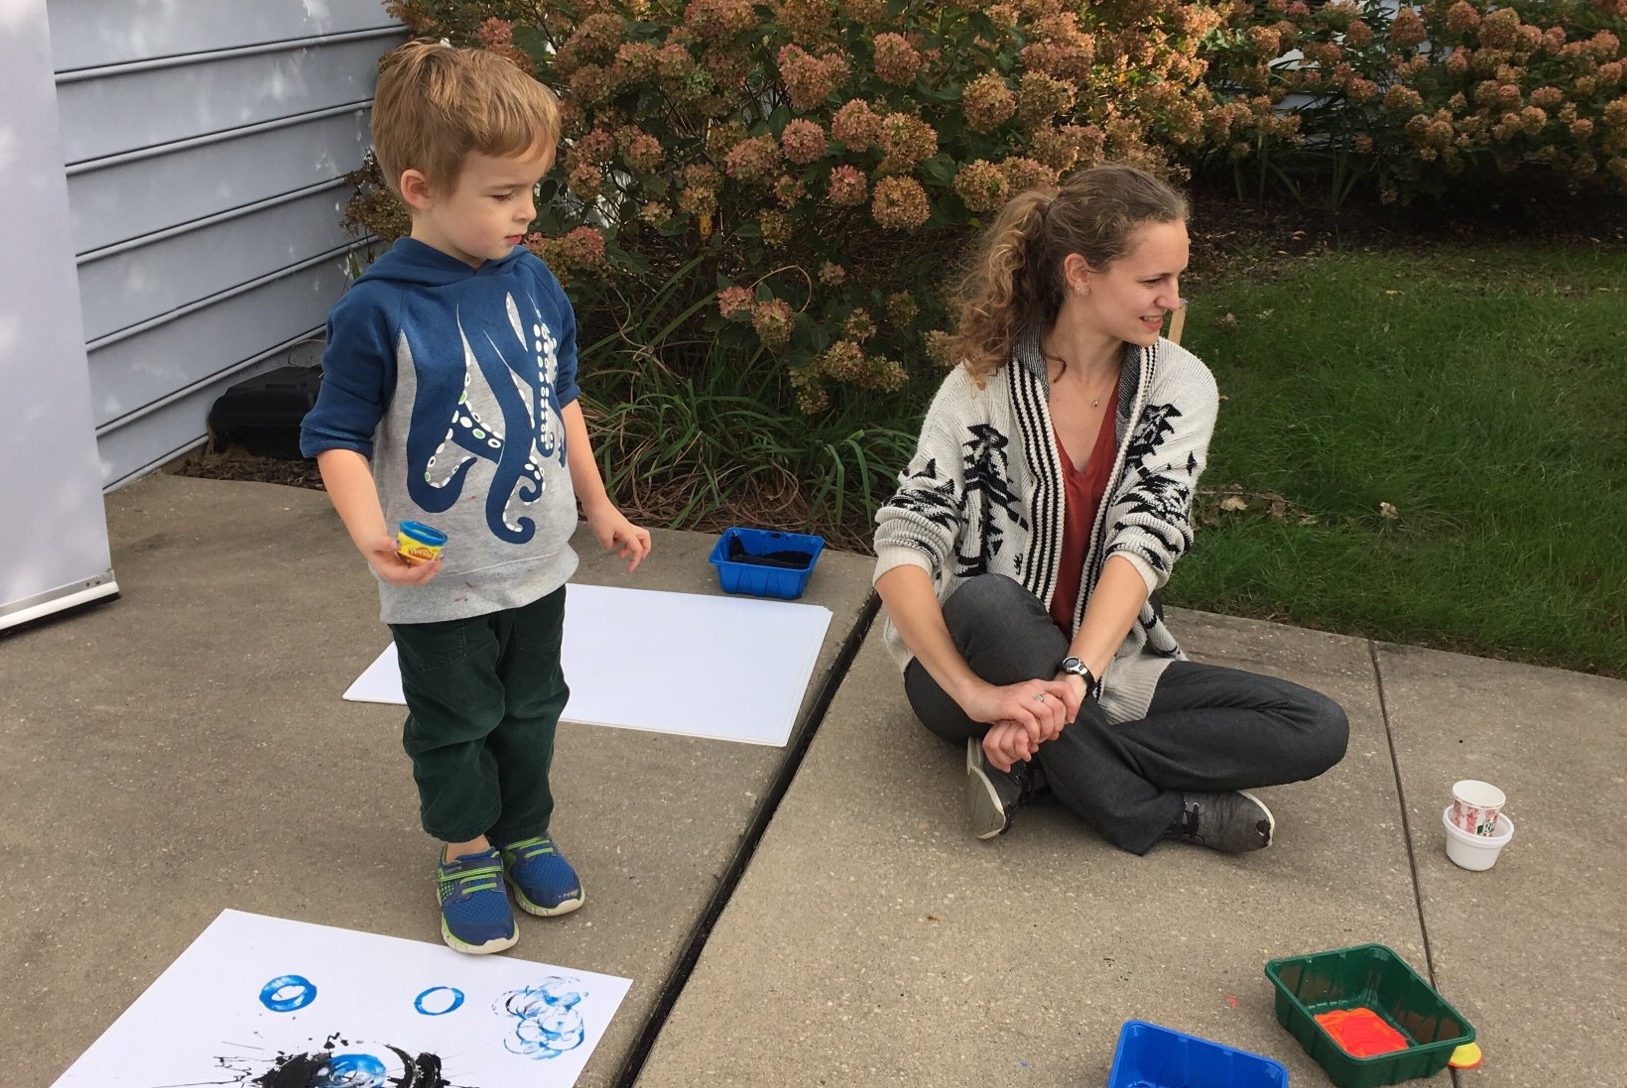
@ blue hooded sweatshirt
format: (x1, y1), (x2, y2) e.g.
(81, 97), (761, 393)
(300, 238), (580, 623)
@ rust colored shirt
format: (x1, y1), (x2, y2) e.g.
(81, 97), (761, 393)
(1048, 408), (1118, 636)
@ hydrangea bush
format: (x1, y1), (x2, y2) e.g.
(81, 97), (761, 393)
(1207, 0), (1627, 203)
(354, 0), (1625, 413)
(370, 0), (1232, 410)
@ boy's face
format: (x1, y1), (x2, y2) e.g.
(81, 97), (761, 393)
(405, 145), (556, 267)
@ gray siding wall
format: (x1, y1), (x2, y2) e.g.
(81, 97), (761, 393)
(50, 0), (405, 488)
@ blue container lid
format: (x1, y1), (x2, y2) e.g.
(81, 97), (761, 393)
(399, 520), (447, 546)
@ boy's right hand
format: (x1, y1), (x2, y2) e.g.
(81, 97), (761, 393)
(363, 535), (442, 585)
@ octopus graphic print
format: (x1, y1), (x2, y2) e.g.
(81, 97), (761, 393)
(402, 288), (569, 545)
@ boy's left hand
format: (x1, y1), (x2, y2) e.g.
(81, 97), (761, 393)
(586, 504), (651, 572)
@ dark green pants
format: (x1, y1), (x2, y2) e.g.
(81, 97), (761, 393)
(388, 586), (569, 844)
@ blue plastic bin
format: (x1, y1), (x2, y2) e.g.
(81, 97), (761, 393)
(708, 527), (825, 600)
(1107, 1021), (1289, 1088)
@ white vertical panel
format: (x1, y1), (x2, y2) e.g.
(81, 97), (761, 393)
(0, 0), (118, 629)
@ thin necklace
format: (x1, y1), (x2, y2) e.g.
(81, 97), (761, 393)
(1089, 371), (1116, 408)
(1053, 364), (1116, 408)
(1046, 347), (1118, 407)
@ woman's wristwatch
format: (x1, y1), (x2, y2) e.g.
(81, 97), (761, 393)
(1059, 656), (1102, 701)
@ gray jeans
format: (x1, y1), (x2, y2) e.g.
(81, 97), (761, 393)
(905, 574), (1349, 854)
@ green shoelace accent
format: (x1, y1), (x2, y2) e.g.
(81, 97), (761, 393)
(439, 859), (503, 900)
(502, 836), (557, 863)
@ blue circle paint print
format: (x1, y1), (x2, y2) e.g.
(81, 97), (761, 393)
(259, 974), (318, 1013)
(413, 986), (466, 1016)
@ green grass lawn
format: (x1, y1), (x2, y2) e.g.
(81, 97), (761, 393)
(1169, 245), (1627, 677)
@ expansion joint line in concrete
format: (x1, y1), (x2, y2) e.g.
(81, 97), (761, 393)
(610, 591), (883, 1088)
(1368, 641), (1443, 989)
(1370, 642), (1466, 1088)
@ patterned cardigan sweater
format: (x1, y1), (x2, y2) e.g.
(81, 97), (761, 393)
(872, 334), (1220, 724)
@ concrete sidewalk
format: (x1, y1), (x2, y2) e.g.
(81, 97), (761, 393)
(635, 614), (1627, 1087)
(4, 475), (1623, 1088)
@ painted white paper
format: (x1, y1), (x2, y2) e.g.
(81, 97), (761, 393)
(344, 583), (834, 748)
(50, 909), (631, 1088)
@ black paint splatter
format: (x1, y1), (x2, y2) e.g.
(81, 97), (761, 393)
(198, 1036), (464, 1088)
(248, 1046), (452, 1087)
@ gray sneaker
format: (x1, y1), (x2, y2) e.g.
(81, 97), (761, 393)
(1164, 790), (1276, 853)
(965, 738), (1032, 840)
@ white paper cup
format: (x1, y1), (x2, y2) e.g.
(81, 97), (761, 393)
(1442, 804), (1514, 871)
(1450, 779), (1506, 837)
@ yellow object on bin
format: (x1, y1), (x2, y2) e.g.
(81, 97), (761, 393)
(1449, 1042), (1483, 1070)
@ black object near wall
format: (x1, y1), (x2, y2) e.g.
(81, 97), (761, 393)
(206, 365), (322, 460)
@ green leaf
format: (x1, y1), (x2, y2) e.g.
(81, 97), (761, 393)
(614, 250), (652, 274)
(920, 154), (956, 186)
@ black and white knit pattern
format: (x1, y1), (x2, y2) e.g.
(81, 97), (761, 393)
(873, 335), (1219, 724)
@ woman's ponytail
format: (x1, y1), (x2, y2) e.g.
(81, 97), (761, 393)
(944, 187), (1057, 386)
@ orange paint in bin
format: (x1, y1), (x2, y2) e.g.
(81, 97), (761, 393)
(397, 521), (446, 565)
(1314, 1007), (1410, 1058)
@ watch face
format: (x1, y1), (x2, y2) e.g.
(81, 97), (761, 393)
(1062, 656), (1085, 674)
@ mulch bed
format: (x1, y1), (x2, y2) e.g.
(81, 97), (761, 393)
(168, 447), (324, 489)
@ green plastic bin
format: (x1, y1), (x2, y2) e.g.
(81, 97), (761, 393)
(1265, 944), (1475, 1088)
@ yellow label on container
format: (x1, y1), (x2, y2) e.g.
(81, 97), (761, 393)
(397, 533), (443, 565)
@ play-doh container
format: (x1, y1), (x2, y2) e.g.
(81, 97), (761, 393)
(397, 521), (446, 564)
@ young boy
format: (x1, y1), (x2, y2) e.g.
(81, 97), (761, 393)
(300, 41), (650, 954)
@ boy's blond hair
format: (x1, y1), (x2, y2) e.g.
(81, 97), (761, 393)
(372, 40), (561, 198)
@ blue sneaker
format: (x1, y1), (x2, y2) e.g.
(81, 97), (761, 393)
(435, 848), (518, 954)
(497, 836), (584, 916)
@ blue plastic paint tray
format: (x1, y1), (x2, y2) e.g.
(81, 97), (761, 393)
(707, 527), (825, 600)
(1107, 1021), (1289, 1088)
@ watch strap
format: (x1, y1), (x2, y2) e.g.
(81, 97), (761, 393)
(1060, 656), (1101, 700)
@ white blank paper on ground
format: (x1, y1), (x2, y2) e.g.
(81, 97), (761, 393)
(49, 909), (632, 1088)
(344, 583), (834, 748)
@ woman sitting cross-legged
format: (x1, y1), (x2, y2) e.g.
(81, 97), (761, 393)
(873, 163), (1349, 854)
